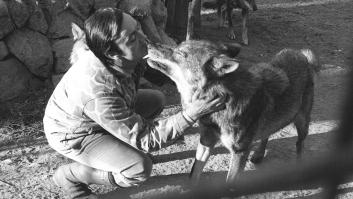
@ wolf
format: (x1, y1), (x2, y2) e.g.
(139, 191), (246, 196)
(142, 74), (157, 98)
(203, 0), (258, 45)
(146, 40), (320, 185)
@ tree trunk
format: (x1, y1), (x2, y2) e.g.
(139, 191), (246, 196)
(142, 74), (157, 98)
(186, 0), (201, 40)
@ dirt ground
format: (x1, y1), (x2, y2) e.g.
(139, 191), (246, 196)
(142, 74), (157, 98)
(1, 0), (353, 198)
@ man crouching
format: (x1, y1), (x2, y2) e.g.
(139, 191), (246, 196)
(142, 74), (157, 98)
(43, 8), (225, 199)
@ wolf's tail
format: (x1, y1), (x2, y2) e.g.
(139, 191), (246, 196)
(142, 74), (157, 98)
(203, 1), (220, 9)
(301, 49), (321, 73)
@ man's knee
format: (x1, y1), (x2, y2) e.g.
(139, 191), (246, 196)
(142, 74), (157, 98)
(136, 89), (166, 119)
(152, 90), (166, 116)
(111, 155), (153, 187)
(154, 90), (166, 107)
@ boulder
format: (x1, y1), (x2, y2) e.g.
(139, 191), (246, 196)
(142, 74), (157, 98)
(48, 10), (83, 39)
(158, 28), (176, 46)
(0, 41), (9, 60)
(0, 0), (15, 39)
(36, 0), (56, 25)
(52, 38), (74, 73)
(118, 0), (176, 46)
(5, 28), (53, 78)
(5, 0), (31, 28)
(151, 0), (176, 46)
(0, 57), (41, 101)
(26, 3), (48, 34)
(67, 0), (94, 20)
(151, 0), (167, 28)
(51, 73), (65, 87)
(119, 0), (152, 16)
(94, 0), (120, 10)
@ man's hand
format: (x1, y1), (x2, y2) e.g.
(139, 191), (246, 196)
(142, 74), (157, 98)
(183, 91), (226, 123)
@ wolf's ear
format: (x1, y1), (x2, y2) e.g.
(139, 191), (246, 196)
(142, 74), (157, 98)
(210, 55), (239, 76)
(72, 23), (84, 41)
(219, 43), (241, 58)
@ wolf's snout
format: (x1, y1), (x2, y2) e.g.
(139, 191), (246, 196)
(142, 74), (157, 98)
(147, 42), (166, 50)
(146, 43), (173, 61)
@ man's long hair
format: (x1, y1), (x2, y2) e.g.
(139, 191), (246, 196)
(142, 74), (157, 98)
(84, 8), (124, 66)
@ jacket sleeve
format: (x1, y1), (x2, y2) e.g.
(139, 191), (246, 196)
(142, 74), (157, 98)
(83, 95), (192, 152)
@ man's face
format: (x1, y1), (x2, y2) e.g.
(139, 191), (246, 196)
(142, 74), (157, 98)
(114, 13), (147, 61)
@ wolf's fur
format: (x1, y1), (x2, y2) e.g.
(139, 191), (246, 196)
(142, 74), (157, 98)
(203, 0), (257, 45)
(147, 40), (320, 184)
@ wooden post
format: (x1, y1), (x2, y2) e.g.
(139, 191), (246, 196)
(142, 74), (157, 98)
(194, 0), (201, 28)
(186, 0), (201, 40)
(165, 0), (190, 41)
(165, 0), (176, 32)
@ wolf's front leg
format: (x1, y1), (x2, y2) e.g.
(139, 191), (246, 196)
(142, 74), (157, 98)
(189, 142), (214, 186)
(189, 124), (218, 186)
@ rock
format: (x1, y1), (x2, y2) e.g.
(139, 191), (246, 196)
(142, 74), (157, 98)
(36, 0), (55, 25)
(51, 73), (65, 87)
(0, 0), (15, 39)
(0, 57), (40, 101)
(158, 28), (176, 46)
(26, 2), (48, 34)
(5, 28), (53, 78)
(94, 0), (120, 9)
(119, 0), (176, 46)
(119, 0), (152, 16)
(5, 0), (31, 28)
(67, 0), (94, 20)
(151, 0), (167, 28)
(0, 41), (9, 60)
(52, 38), (74, 73)
(151, 0), (176, 46)
(48, 10), (83, 39)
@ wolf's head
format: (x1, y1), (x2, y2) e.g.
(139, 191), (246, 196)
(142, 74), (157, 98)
(146, 40), (241, 103)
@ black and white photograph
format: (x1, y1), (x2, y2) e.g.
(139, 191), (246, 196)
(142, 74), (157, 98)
(0, 0), (352, 198)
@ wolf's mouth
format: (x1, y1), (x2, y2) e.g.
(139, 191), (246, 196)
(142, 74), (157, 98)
(145, 44), (175, 74)
(144, 50), (169, 72)
(146, 58), (168, 71)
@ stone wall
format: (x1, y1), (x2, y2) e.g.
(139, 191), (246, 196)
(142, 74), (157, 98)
(0, 0), (174, 101)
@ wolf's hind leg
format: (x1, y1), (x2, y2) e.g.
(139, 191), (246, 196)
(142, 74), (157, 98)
(250, 138), (268, 164)
(294, 84), (314, 158)
(189, 125), (218, 185)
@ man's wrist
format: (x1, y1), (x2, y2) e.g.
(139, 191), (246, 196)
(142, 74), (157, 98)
(182, 111), (197, 124)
